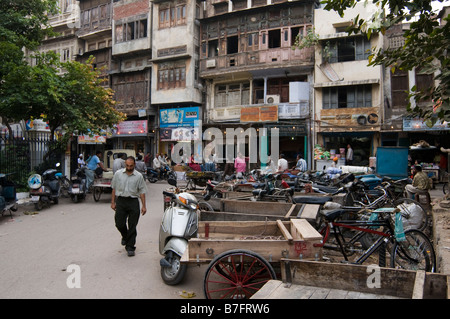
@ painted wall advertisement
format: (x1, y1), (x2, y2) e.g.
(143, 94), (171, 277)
(159, 107), (201, 141)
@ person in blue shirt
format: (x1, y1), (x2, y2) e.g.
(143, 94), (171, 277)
(294, 154), (307, 172)
(85, 151), (106, 190)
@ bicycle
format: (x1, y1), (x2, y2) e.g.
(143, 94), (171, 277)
(342, 181), (429, 232)
(316, 207), (436, 272)
(442, 171), (449, 195)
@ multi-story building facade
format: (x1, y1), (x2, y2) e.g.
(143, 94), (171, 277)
(110, 0), (154, 153)
(313, 2), (384, 167)
(27, 1), (449, 173)
(199, 0), (318, 167)
(38, 0), (83, 66)
(151, 0), (203, 157)
(382, 19), (449, 171)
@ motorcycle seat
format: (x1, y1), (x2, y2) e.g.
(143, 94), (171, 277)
(252, 189), (267, 196)
(292, 196), (332, 205)
(314, 185), (338, 194)
(320, 209), (348, 221)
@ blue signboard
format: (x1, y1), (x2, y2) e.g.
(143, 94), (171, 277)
(159, 107), (200, 128)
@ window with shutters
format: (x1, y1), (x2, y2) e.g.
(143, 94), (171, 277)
(159, 3), (187, 29)
(157, 63), (186, 90)
(323, 85), (372, 109)
(325, 36), (371, 63)
(415, 69), (434, 102)
(391, 70), (409, 108)
(214, 82), (250, 107)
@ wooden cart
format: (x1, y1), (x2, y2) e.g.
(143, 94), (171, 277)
(252, 259), (449, 299)
(181, 219), (323, 299)
(92, 177), (112, 202)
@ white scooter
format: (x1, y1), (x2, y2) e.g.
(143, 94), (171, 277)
(159, 178), (199, 285)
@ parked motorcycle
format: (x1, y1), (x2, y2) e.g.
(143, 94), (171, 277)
(146, 167), (159, 183)
(0, 173), (18, 218)
(161, 164), (176, 180)
(28, 163), (62, 211)
(68, 167), (87, 203)
(159, 178), (199, 285)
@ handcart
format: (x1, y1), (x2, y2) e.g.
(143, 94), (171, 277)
(181, 219), (323, 299)
(92, 177), (112, 202)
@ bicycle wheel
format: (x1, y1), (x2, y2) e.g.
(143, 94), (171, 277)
(203, 249), (276, 299)
(393, 198), (428, 231)
(390, 229), (436, 272)
(198, 201), (214, 212)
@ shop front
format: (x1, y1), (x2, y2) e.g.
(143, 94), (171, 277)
(316, 131), (377, 168)
(403, 117), (450, 182)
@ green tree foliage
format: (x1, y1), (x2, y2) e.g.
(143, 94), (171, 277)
(321, 0), (449, 126)
(0, 0), (125, 140)
(2, 51), (125, 141)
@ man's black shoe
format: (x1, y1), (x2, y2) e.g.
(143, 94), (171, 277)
(127, 250), (135, 257)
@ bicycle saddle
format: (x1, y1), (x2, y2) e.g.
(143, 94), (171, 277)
(320, 209), (348, 221)
(292, 196), (332, 205)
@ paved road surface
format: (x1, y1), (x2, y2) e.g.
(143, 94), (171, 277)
(0, 181), (204, 299)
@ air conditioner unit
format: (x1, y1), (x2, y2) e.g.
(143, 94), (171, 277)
(206, 59), (216, 68)
(266, 95), (280, 104)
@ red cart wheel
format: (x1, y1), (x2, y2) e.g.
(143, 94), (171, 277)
(203, 249), (276, 299)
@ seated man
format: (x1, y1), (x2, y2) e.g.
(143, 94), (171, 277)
(405, 165), (431, 201)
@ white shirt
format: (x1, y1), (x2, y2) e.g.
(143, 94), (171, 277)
(278, 158), (288, 171)
(153, 157), (161, 168)
(346, 148), (353, 161)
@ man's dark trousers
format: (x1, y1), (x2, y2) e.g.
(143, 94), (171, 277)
(115, 196), (140, 252)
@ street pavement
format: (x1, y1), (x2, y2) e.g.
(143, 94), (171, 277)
(0, 181), (204, 299)
(1, 180), (448, 299)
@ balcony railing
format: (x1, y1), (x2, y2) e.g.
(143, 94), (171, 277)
(200, 47), (314, 74)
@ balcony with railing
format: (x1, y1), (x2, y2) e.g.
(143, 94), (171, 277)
(200, 46), (314, 77)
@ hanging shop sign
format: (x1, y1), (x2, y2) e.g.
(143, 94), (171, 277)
(265, 124), (307, 136)
(160, 127), (200, 141)
(159, 107), (200, 128)
(159, 107), (201, 141)
(112, 120), (147, 136)
(78, 135), (106, 144)
(403, 118), (450, 131)
(240, 106), (278, 123)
